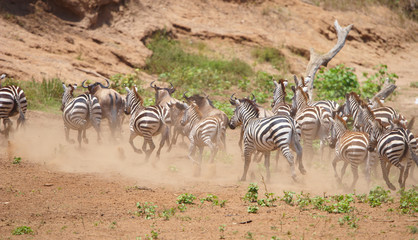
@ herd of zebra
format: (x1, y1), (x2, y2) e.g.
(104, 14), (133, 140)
(1, 73), (417, 191)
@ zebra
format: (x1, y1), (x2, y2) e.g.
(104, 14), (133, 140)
(61, 83), (101, 147)
(229, 94), (305, 182)
(176, 101), (223, 177)
(291, 86), (331, 162)
(367, 117), (418, 190)
(124, 87), (171, 161)
(329, 115), (370, 189)
(150, 81), (183, 151)
(182, 93), (228, 151)
(0, 74), (27, 138)
(340, 92), (406, 131)
(271, 79), (292, 116)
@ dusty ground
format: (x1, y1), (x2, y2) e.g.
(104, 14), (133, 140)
(0, 0), (418, 239)
(1, 110), (418, 239)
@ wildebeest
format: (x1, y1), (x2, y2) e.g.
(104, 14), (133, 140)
(82, 79), (124, 139)
(150, 81), (183, 150)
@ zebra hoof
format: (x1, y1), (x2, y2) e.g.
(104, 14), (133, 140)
(68, 139), (75, 144)
(388, 184), (396, 191)
(292, 175), (298, 183)
(299, 168), (307, 175)
(134, 149), (143, 154)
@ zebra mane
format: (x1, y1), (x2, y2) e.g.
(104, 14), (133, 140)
(190, 101), (203, 118)
(348, 92), (362, 103)
(241, 98), (259, 117)
(359, 101), (376, 119)
(334, 115), (347, 128)
(296, 86), (309, 102)
(278, 79), (287, 97)
(133, 87), (144, 106)
(372, 96), (385, 108)
(188, 94), (215, 109)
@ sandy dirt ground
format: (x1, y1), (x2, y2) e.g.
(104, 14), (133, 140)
(0, 108), (417, 239)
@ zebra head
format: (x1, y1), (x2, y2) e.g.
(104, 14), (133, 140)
(290, 86), (308, 116)
(271, 79), (288, 108)
(229, 94), (260, 129)
(61, 83), (77, 111)
(328, 116), (347, 149)
(179, 102), (201, 127)
(124, 86), (142, 115)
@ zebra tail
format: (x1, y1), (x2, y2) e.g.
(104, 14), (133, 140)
(408, 140), (418, 166)
(15, 94), (25, 127)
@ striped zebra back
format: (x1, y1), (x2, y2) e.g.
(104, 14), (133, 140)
(372, 106), (406, 126)
(62, 93), (90, 130)
(0, 85), (27, 122)
(376, 127), (416, 166)
(313, 100), (339, 116)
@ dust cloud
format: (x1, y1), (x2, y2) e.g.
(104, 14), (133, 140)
(2, 110), (417, 195)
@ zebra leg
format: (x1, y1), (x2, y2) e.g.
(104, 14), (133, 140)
(364, 153), (372, 188)
(156, 126), (170, 159)
(380, 157), (396, 190)
(398, 165), (405, 189)
(144, 137), (155, 162)
(208, 141), (218, 164)
(3, 118), (12, 138)
(402, 162), (411, 189)
(332, 156), (341, 183)
(275, 150), (280, 171)
(77, 129), (83, 148)
(129, 132), (142, 154)
(82, 129), (88, 144)
(264, 152), (271, 182)
(340, 161), (349, 183)
(280, 145), (297, 181)
(239, 130), (244, 159)
(241, 148), (254, 181)
(64, 126), (75, 144)
(292, 136), (305, 175)
(350, 164), (359, 190)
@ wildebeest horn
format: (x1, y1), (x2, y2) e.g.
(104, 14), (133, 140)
(103, 79), (110, 88)
(169, 82), (174, 90)
(251, 93), (256, 102)
(150, 81), (157, 89)
(183, 91), (190, 101)
(81, 79), (88, 88)
(0, 74), (6, 80)
(230, 93), (238, 105)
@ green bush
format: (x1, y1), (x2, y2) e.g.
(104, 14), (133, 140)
(243, 183), (259, 203)
(176, 193), (196, 205)
(399, 188), (418, 214)
(315, 64), (359, 101)
(252, 47), (287, 72)
(110, 70), (142, 94)
(360, 64), (398, 99)
(135, 202), (158, 219)
(2, 77), (63, 113)
(367, 186), (393, 207)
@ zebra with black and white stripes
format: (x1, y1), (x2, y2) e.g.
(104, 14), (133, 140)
(291, 86), (331, 161)
(61, 83), (102, 147)
(340, 92), (406, 131)
(229, 94), (305, 182)
(367, 116), (418, 190)
(176, 101), (223, 177)
(124, 87), (171, 161)
(271, 79), (292, 116)
(0, 74), (27, 138)
(329, 115), (370, 189)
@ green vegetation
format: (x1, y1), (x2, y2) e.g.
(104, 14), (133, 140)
(12, 226), (33, 235)
(243, 183), (259, 203)
(399, 187), (418, 214)
(145, 31), (252, 92)
(252, 47), (287, 72)
(2, 77), (63, 113)
(411, 82), (418, 88)
(135, 202), (158, 219)
(219, 224), (226, 239)
(367, 186), (393, 207)
(200, 194), (227, 208)
(176, 193), (196, 204)
(408, 225), (418, 234)
(315, 64), (398, 101)
(12, 156), (21, 164)
(315, 64), (359, 101)
(247, 205), (259, 213)
(338, 214), (359, 229)
(160, 207), (176, 220)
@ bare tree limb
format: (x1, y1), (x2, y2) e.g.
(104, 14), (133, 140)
(305, 20), (353, 99)
(373, 78), (397, 100)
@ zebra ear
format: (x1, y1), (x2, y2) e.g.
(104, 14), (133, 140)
(73, 84), (78, 90)
(62, 82), (66, 90)
(125, 87), (130, 93)
(291, 86), (296, 93)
